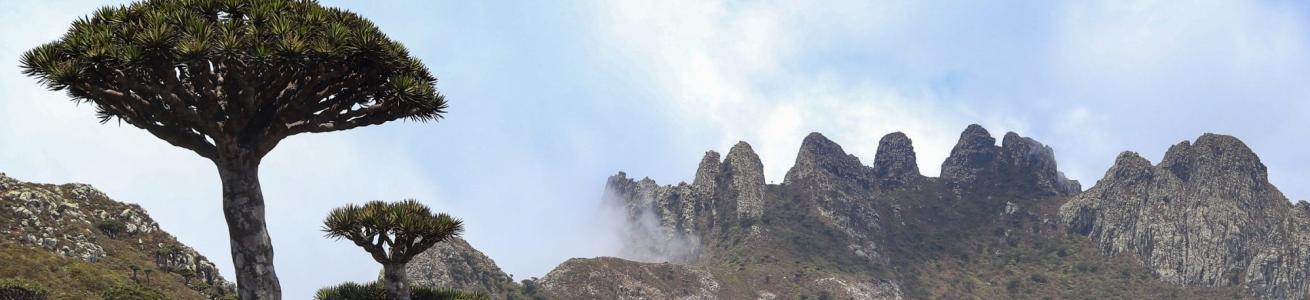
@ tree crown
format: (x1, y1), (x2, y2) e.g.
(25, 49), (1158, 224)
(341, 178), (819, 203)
(323, 199), (463, 264)
(20, 0), (446, 160)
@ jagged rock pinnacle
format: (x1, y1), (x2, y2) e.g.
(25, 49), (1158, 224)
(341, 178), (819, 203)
(723, 142), (765, 221)
(998, 131), (1081, 195)
(940, 124), (998, 182)
(873, 132), (921, 183)
(693, 151), (722, 188)
(785, 132), (868, 184)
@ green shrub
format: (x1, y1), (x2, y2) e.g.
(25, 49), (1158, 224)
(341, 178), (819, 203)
(315, 282), (382, 300)
(412, 287), (489, 300)
(96, 220), (127, 238)
(0, 278), (49, 300)
(102, 284), (165, 300)
(315, 281), (488, 300)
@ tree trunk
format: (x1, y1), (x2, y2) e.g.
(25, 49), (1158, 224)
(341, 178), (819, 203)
(217, 147), (281, 300)
(382, 262), (410, 300)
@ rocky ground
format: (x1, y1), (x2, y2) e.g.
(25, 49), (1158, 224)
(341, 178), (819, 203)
(0, 173), (233, 299)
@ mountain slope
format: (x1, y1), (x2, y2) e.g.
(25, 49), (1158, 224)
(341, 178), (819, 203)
(0, 173), (233, 299)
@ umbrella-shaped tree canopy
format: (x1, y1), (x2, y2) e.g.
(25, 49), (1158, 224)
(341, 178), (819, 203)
(20, 0), (447, 160)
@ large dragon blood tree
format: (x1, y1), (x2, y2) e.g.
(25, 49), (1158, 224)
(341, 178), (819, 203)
(20, 0), (447, 298)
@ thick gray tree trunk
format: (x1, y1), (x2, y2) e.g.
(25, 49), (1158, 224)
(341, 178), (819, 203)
(217, 147), (281, 300)
(382, 262), (410, 300)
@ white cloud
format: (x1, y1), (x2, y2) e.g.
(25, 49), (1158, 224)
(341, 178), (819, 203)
(585, 0), (999, 181)
(583, 0), (1310, 204)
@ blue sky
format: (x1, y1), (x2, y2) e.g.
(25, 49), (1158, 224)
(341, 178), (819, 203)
(3, 0), (1310, 297)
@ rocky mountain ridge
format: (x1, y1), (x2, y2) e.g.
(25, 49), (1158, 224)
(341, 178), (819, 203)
(512, 125), (1280, 299)
(7, 124), (1304, 299)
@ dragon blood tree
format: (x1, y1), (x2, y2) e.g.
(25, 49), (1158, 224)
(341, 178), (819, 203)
(20, 0), (446, 298)
(323, 199), (464, 300)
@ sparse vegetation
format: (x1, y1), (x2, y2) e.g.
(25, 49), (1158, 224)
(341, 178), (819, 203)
(0, 278), (50, 300)
(314, 281), (488, 300)
(102, 284), (166, 300)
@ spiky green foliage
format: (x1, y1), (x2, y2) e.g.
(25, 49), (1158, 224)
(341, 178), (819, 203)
(0, 278), (50, 300)
(19, 0), (446, 160)
(323, 199), (464, 264)
(96, 219), (128, 238)
(101, 284), (166, 300)
(314, 281), (488, 300)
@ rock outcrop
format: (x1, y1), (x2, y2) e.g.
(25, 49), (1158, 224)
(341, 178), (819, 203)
(782, 132), (887, 263)
(604, 141), (768, 263)
(940, 124), (1080, 196)
(0, 173), (232, 299)
(403, 237), (519, 298)
(872, 132), (921, 187)
(784, 132), (873, 185)
(1060, 134), (1309, 299)
(940, 124), (999, 184)
(721, 142), (765, 223)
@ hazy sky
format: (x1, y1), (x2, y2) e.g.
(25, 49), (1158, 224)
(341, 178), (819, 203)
(3, 0), (1309, 297)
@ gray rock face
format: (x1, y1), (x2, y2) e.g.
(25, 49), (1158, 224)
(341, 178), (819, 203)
(872, 132), (921, 186)
(403, 237), (517, 298)
(940, 125), (1080, 196)
(782, 132), (885, 262)
(940, 124), (998, 183)
(605, 142), (768, 263)
(785, 132), (873, 185)
(606, 173), (702, 263)
(997, 132), (1082, 195)
(723, 142), (765, 222)
(1060, 134), (1310, 299)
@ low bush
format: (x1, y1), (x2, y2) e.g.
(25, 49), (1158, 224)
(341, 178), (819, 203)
(0, 278), (49, 300)
(102, 284), (165, 300)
